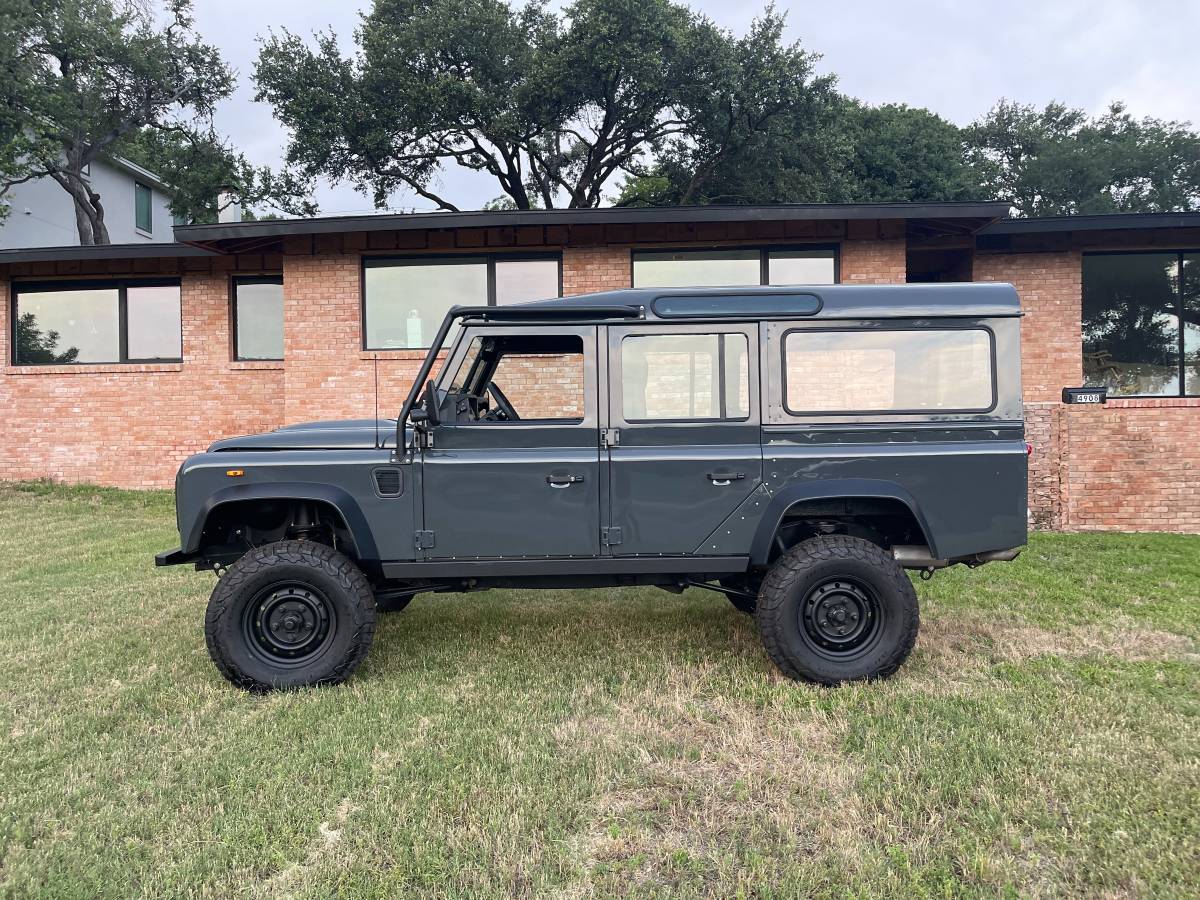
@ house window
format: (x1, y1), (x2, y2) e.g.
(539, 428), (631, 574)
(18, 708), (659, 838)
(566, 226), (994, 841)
(134, 182), (153, 233)
(783, 328), (994, 414)
(233, 276), (284, 361)
(621, 333), (750, 421)
(1083, 252), (1200, 397)
(12, 280), (181, 365)
(632, 247), (837, 288)
(362, 255), (560, 350)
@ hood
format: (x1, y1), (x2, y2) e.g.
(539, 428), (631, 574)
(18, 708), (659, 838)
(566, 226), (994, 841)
(208, 419), (402, 451)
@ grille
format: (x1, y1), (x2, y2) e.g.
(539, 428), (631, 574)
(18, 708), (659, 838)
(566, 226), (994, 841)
(373, 468), (403, 497)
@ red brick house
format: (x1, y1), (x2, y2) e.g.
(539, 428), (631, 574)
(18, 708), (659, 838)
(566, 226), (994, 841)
(2, 202), (1198, 532)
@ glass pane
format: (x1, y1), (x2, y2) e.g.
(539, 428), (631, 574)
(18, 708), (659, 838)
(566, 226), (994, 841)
(622, 333), (748, 421)
(768, 250), (836, 285)
(126, 284), (181, 360)
(14, 287), (119, 363)
(1184, 253), (1199, 396)
(495, 258), (559, 305)
(491, 345), (585, 420)
(633, 250), (761, 288)
(364, 259), (487, 349)
(784, 329), (993, 413)
(235, 279), (284, 360)
(135, 183), (152, 232)
(1082, 253), (1181, 397)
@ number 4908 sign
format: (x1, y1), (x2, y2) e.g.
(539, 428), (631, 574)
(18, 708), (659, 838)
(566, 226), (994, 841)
(1062, 387), (1107, 405)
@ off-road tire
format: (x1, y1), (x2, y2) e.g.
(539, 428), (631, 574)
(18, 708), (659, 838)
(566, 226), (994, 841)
(204, 540), (377, 692)
(756, 536), (918, 685)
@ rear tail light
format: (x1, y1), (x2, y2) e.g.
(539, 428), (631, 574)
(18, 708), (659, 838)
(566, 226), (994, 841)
(1026, 443), (1033, 456)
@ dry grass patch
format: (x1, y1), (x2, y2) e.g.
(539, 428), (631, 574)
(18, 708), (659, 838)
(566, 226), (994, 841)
(556, 667), (863, 896)
(913, 612), (1198, 678)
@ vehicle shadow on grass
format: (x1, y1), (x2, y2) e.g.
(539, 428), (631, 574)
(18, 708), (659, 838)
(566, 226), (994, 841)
(363, 587), (769, 680)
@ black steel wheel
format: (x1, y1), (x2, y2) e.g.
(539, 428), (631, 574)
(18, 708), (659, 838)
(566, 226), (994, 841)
(756, 536), (917, 684)
(205, 540), (377, 692)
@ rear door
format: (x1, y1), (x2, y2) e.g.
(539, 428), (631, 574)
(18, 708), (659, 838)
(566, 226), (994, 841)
(604, 323), (762, 555)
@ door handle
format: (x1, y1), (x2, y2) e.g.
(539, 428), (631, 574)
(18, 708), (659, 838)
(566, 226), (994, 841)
(706, 472), (745, 486)
(546, 474), (585, 488)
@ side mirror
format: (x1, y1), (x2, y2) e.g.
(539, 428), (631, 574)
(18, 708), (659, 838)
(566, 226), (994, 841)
(409, 408), (429, 427)
(422, 379), (441, 426)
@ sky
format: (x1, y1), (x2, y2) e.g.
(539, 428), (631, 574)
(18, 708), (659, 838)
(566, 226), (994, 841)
(189, 0), (1200, 215)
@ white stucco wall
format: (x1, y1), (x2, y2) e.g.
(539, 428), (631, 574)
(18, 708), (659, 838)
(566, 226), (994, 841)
(0, 158), (175, 249)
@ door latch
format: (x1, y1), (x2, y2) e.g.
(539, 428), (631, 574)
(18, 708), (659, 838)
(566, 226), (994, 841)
(546, 474), (585, 488)
(707, 472), (746, 486)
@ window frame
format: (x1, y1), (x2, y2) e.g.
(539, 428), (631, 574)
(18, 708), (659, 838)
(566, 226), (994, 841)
(612, 325), (757, 426)
(630, 245), (840, 288)
(10, 278), (183, 366)
(361, 252), (563, 351)
(134, 182), (153, 234)
(1082, 249), (1200, 399)
(230, 274), (285, 362)
(780, 324), (998, 417)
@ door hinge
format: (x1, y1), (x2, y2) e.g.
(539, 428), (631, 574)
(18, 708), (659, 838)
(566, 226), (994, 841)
(601, 526), (623, 546)
(601, 428), (620, 449)
(414, 530), (436, 550)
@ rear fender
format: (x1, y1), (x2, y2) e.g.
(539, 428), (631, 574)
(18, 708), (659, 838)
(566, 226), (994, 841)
(749, 478), (936, 565)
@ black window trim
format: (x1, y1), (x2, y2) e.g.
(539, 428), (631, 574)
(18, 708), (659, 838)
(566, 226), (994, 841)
(780, 323), (999, 417)
(630, 244), (841, 288)
(231, 274), (285, 362)
(10, 277), (183, 366)
(134, 181), (153, 234)
(620, 330), (752, 424)
(1082, 249), (1199, 399)
(361, 252), (564, 351)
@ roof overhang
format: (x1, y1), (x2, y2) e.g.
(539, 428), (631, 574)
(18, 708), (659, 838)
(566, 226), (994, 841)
(980, 212), (1200, 235)
(0, 242), (214, 264)
(175, 202), (1014, 254)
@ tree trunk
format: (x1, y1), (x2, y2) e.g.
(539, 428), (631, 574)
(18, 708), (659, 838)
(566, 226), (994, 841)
(51, 164), (110, 245)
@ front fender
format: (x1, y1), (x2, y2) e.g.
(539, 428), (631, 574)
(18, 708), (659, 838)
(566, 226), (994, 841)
(749, 478), (937, 565)
(180, 482), (380, 562)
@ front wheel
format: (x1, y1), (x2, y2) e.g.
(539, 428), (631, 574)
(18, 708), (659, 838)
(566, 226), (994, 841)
(756, 536), (918, 685)
(204, 540), (377, 692)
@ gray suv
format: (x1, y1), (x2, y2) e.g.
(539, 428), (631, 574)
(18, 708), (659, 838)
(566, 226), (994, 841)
(158, 284), (1027, 691)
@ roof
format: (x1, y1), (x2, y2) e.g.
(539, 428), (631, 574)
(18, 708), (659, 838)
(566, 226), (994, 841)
(468, 283), (1022, 321)
(980, 211), (1200, 234)
(0, 242), (214, 264)
(175, 201), (1013, 251)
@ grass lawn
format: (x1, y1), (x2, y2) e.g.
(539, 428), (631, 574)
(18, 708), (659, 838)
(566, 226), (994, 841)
(0, 481), (1198, 898)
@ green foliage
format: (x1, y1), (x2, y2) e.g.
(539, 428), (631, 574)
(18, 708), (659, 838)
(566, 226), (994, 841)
(0, 0), (307, 242)
(254, 0), (831, 210)
(12, 312), (78, 363)
(965, 100), (1200, 216)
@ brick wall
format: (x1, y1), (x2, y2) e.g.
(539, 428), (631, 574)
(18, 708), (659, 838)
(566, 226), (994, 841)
(0, 271), (282, 488)
(840, 238), (906, 284)
(562, 246), (630, 294)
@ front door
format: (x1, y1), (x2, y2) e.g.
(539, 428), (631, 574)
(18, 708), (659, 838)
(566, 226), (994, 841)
(420, 325), (601, 559)
(605, 323), (763, 555)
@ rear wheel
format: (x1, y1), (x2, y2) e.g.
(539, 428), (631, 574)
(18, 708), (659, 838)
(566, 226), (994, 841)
(756, 536), (918, 684)
(204, 540), (377, 692)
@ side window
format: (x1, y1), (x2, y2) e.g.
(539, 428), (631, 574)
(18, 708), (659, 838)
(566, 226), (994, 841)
(447, 333), (586, 423)
(783, 329), (994, 414)
(621, 333), (749, 422)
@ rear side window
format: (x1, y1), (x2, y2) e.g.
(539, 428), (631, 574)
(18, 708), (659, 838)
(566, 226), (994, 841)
(622, 333), (749, 421)
(784, 329), (994, 414)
